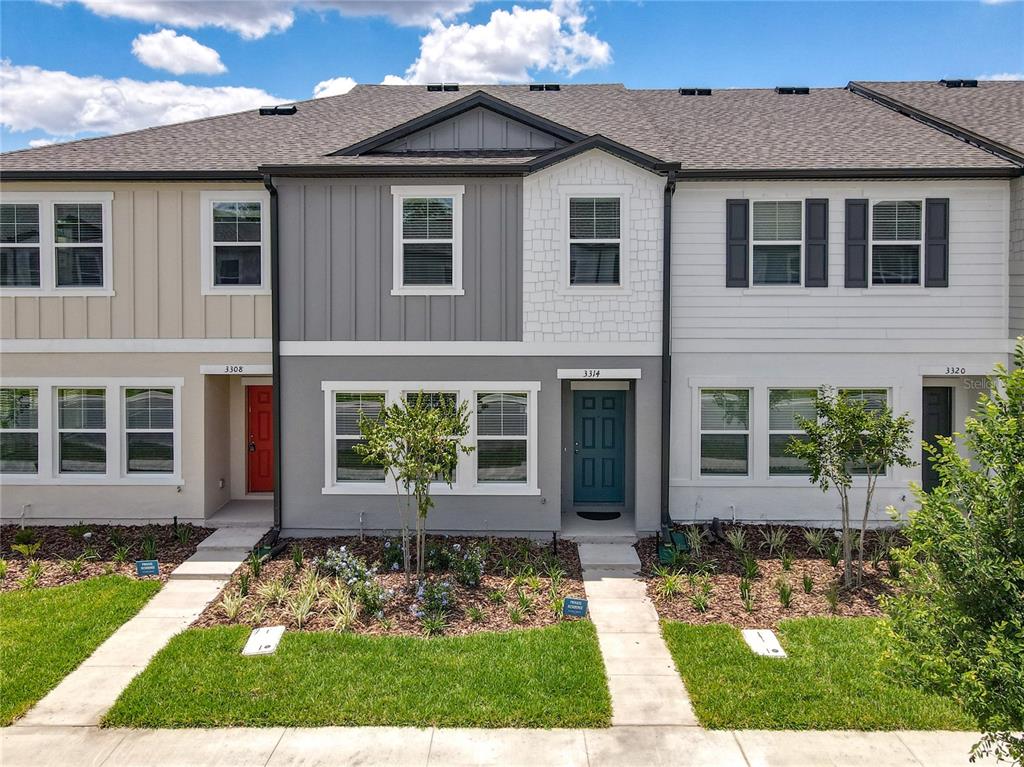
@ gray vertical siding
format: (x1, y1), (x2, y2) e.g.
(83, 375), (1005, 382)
(378, 107), (566, 152)
(278, 177), (523, 342)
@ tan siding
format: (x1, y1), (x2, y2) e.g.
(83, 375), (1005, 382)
(0, 181), (268, 340)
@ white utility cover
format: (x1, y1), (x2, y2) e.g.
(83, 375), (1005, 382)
(242, 626), (285, 656)
(742, 629), (787, 658)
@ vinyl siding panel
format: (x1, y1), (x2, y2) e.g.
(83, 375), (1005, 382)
(377, 106), (567, 153)
(672, 180), (1010, 347)
(278, 177), (522, 342)
(0, 182), (270, 340)
(1010, 177), (1024, 338)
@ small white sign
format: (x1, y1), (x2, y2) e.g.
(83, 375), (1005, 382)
(556, 368), (642, 380)
(200, 364), (273, 376)
(242, 626), (285, 656)
(742, 629), (787, 658)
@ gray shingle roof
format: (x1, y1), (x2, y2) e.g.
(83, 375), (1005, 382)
(1, 83), (1016, 176)
(853, 80), (1024, 159)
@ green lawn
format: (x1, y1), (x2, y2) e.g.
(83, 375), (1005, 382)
(0, 575), (161, 725)
(104, 621), (611, 728)
(662, 617), (973, 730)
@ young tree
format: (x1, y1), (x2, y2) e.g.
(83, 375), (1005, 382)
(787, 388), (914, 586)
(356, 392), (473, 585)
(883, 341), (1024, 765)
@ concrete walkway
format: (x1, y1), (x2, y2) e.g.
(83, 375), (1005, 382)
(14, 527), (264, 727)
(0, 725), (999, 767)
(578, 543), (698, 727)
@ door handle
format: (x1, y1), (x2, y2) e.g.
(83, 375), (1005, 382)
(248, 441), (256, 453)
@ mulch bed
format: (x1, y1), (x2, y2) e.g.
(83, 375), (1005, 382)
(194, 534), (586, 637)
(638, 524), (901, 629)
(0, 523), (213, 592)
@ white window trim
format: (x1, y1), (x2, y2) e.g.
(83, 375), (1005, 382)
(321, 380), (540, 496)
(750, 199), (804, 288)
(390, 185), (465, 297)
(200, 190), (271, 296)
(0, 192), (114, 296)
(686, 379), (898, 486)
(0, 377), (183, 485)
(122, 386), (179, 479)
(869, 198), (924, 288)
(560, 185), (631, 295)
(697, 387), (752, 479)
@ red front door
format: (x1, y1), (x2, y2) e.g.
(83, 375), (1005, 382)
(246, 386), (274, 493)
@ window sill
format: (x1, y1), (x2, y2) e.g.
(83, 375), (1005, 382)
(556, 286), (632, 297)
(390, 287), (465, 297)
(0, 288), (116, 297)
(858, 288), (932, 296)
(202, 286), (271, 296)
(323, 484), (540, 496)
(1, 476), (183, 487)
(741, 287), (813, 295)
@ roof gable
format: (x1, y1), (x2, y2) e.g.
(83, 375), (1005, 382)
(330, 90), (586, 156)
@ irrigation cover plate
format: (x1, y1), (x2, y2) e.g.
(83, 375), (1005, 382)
(742, 629), (787, 658)
(242, 626), (285, 656)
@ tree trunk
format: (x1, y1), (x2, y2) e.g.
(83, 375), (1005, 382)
(858, 473), (876, 586)
(840, 488), (853, 587)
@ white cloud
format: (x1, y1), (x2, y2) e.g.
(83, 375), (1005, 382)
(28, 137), (59, 147)
(313, 75), (357, 98)
(44, 1), (475, 39)
(381, 74), (408, 85)
(0, 60), (284, 138)
(977, 72), (1024, 80)
(385, 0), (611, 84)
(131, 29), (226, 75)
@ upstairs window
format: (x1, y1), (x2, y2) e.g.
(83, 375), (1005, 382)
(1, 204), (41, 287)
(752, 201), (802, 286)
(0, 193), (112, 294)
(54, 203), (105, 287)
(871, 201), (922, 285)
(569, 197), (621, 286)
(200, 191), (270, 294)
(391, 186), (464, 296)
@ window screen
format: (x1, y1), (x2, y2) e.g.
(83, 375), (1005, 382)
(401, 197), (454, 286)
(752, 201), (802, 286)
(699, 389), (749, 475)
(476, 392), (528, 483)
(0, 204), (41, 287)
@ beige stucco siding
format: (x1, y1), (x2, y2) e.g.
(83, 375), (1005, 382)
(0, 182), (271, 340)
(0, 351), (270, 524)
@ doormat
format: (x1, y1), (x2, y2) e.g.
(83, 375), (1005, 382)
(576, 511), (622, 521)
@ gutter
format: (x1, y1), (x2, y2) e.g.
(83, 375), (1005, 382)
(675, 167), (1019, 180)
(847, 82), (1024, 169)
(0, 170), (262, 182)
(262, 173), (283, 531)
(660, 169), (677, 536)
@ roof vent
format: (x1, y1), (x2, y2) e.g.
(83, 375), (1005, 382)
(426, 83), (460, 92)
(775, 86), (810, 95)
(259, 104), (297, 116)
(939, 79), (978, 88)
(678, 87), (712, 96)
(529, 83), (561, 91)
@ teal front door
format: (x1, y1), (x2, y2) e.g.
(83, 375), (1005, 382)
(573, 390), (626, 504)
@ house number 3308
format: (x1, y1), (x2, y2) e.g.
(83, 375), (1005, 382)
(583, 369), (602, 378)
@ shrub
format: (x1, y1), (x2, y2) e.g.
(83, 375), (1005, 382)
(290, 544), (304, 572)
(238, 572), (250, 597)
(247, 551), (263, 578)
(174, 525), (192, 546)
(824, 583), (840, 613)
(257, 577), (288, 607)
(414, 579), (453, 617)
(13, 528), (36, 546)
(507, 606), (524, 624)
(780, 549), (795, 571)
(60, 555), (86, 576)
(420, 610), (448, 636)
(803, 528), (827, 556)
(451, 543), (486, 588)
(315, 546), (373, 585)
(882, 342), (1024, 764)
(740, 553), (760, 580)
(738, 577), (752, 601)
(777, 578), (793, 608)
(286, 590), (315, 629)
(689, 591), (709, 613)
(113, 545), (131, 564)
(802, 573), (814, 594)
(0, 559), (7, 580)
(219, 591), (245, 622)
(140, 534), (157, 561)
(684, 525), (707, 559)
(826, 542), (841, 568)
(759, 526), (787, 556)
(487, 588), (505, 604)
(467, 606), (485, 623)
(654, 567), (685, 599)
(725, 527), (747, 554)
(380, 538), (402, 572)
(11, 542), (40, 560)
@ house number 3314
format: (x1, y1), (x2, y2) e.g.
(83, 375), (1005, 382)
(583, 369), (602, 378)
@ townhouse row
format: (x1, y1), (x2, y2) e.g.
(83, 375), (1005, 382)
(1, 80), (1021, 536)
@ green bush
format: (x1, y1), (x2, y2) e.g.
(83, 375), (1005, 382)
(882, 340), (1024, 764)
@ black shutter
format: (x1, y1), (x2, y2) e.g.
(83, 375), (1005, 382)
(924, 198), (949, 288)
(844, 198), (868, 288)
(804, 198), (828, 287)
(726, 199), (749, 288)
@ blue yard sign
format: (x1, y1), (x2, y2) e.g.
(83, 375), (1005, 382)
(562, 597), (588, 618)
(135, 560), (159, 577)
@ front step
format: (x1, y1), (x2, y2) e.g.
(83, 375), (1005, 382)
(564, 533), (638, 545)
(197, 526), (268, 551)
(577, 543), (642, 573)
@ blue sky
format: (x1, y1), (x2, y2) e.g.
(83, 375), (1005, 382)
(1, 0), (1021, 151)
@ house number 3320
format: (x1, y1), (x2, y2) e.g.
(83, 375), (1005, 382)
(946, 366), (966, 375)
(583, 369), (602, 378)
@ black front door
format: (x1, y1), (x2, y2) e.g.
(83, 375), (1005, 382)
(922, 386), (953, 491)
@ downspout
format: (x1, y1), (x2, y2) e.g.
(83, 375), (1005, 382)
(262, 173), (283, 532)
(660, 169), (677, 537)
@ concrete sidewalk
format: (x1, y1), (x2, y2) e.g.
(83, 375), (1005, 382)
(0, 725), (998, 767)
(14, 527), (263, 728)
